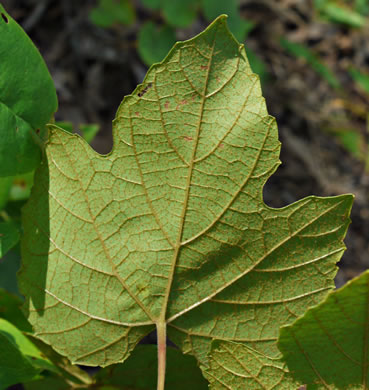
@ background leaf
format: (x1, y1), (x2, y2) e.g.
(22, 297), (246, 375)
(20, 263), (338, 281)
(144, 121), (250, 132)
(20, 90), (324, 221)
(202, 1), (254, 41)
(0, 288), (32, 332)
(0, 318), (57, 389)
(18, 16), (353, 382)
(89, 0), (135, 28)
(0, 248), (21, 296)
(0, 221), (20, 259)
(138, 21), (176, 66)
(278, 269), (369, 389)
(0, 4), (57, 177)
(162, 0), (198, 28)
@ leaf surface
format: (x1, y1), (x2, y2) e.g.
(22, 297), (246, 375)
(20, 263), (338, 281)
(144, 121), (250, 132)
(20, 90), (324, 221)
(204, 340), (298, 389)
(19, 15), (353, 384)
(278, 270), (369, 389)
(0, 5), (57, 177)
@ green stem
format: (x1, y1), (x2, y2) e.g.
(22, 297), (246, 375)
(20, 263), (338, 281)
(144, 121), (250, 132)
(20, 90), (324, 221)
(156, 321), (167, 390)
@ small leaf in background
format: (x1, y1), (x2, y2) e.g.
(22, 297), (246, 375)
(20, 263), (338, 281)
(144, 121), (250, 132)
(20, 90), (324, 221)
(326, 126), (366, 162)
(79, 123), (100, 144)
(0, 177), (12, 210)
(140, 0), (162, 11)
(26, 335), (94, 387)
(23, 377), (70, 390)
(0, 288), (32, 332)
(162, 0), (198, 28)
(0, 320), (40, 389)
(245, 47), (268, 85)
(355, 0), (369, 15)
(0, 318), (57, 389)
(204, 340), (298, 389)
(138, 21), (176, 65)
(89, 0), (135, 28)
(278, 270), (369, 389)
(55, 121), (100, 144)
(0, 221), (20, 258)
(314, 0), (366, 28)
(0, 5), (57, 177)
(202, 0), (254, 41)
(349, 67), (369, 95)
(280, 38), (341, 89)
(9, 171), (35, 202)
(54, 121), (74, 134)
(96, 345), (208, 389)
(0, 248), (21, 296)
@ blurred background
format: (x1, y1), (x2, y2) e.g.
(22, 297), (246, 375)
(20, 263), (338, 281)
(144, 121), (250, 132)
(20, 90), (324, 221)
(1, 0), (369, 290)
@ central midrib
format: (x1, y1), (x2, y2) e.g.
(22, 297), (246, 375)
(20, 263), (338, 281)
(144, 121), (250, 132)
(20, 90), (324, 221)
(159, 31), (218, 323)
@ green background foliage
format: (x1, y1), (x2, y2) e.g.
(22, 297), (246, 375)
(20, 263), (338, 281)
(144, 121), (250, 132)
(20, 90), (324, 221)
(279, 270), (369, 389)
(0, 5), (57, 177)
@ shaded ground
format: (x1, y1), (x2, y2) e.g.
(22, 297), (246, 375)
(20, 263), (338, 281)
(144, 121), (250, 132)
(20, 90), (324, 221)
(4, 0), (369, 287)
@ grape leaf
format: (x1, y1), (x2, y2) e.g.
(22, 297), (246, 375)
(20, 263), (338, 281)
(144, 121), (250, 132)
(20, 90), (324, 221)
(18, 15), (353, 386)
(204, 340), (298, 389)
(0, 5), (58, 177)
(278, 270), (369, 389)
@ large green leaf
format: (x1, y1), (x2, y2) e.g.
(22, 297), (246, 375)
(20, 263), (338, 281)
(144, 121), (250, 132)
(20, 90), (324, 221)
(0, 4), (58, 177)
(18, 15), (352, 387)
(278, 270), (369, 389)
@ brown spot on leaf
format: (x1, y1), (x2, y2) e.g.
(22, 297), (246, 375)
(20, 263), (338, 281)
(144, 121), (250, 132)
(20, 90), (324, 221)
(201, 65), (208, 70)
(135, 112), (140, 117)
(164, 101), (170, 109)
(1, 13), (8, 23)
(138, 82), (152, 97)
(176, 99), (188, 110)
(219, 143), (224, 149)
(183, 136), (193, 141)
